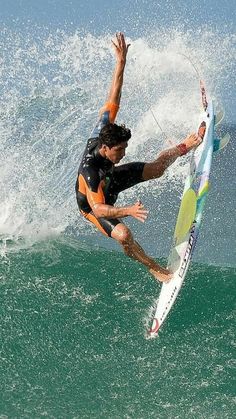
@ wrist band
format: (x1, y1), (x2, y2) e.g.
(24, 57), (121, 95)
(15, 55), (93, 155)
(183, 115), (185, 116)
(176, 143), (188, 156)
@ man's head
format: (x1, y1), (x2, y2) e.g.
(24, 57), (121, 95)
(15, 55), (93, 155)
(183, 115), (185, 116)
(98, 123), (131, 164)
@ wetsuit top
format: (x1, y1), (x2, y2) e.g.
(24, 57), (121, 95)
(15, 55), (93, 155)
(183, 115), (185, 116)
(76, 102), (119, 214)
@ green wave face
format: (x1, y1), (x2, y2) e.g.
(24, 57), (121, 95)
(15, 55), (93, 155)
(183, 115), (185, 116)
(1, 238), (235, 418)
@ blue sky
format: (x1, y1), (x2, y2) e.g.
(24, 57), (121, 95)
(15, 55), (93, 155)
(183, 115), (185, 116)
(1, 0), (235, 35)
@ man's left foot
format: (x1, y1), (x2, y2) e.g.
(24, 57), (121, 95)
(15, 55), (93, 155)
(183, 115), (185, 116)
(149, 268), (173, 283)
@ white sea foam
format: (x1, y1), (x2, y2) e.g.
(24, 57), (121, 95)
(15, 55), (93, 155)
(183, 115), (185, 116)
(0, 27), (235, 245)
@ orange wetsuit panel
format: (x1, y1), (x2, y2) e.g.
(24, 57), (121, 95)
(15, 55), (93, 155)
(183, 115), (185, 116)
(99, 102), (119, 124)
(80, 210), (109, 237)
(78, 174), (105, 209)
(76, 101), (121, 235)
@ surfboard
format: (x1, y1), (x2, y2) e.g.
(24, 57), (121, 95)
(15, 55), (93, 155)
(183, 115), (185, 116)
(148, 82), (229, 338)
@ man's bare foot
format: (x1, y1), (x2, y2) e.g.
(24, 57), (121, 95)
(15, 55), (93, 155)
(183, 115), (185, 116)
(180, 122), (206, 154)
(198, 121), (206, 140)
(183, 133), (203, 152)
(149, 268), (173, 283)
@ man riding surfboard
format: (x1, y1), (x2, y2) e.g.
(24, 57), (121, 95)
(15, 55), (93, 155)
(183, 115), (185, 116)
(75, 33), (203, 282)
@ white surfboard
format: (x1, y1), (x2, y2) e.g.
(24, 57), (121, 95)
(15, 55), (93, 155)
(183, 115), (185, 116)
(148, 82), (229, 337)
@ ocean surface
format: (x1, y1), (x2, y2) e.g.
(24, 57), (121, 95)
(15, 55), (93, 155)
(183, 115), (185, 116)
(0, 25), (236, 418)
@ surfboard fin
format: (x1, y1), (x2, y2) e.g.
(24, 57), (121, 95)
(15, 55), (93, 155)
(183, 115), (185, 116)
(213, 133), (230, 152)
(215, 109), (224, 125)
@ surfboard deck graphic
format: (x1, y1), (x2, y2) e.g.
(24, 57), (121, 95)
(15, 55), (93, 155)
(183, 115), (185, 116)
(148, 82), (229, 338)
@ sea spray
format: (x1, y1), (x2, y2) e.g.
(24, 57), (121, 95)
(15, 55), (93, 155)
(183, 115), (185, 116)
(0, 27), (235, 246)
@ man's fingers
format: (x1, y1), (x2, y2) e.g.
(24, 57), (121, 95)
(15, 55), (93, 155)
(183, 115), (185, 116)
(139, 208), (148, 214)
(112, 33), (121, 49)
(137, 210), (148, 220)
(137, 215), (147, 223)
(111, 39), (118, 50)
(138, 213), (148, 218)
(120, 33), (126, 48)
(116, 32), (123, 46)
(114, 32), (129, 52)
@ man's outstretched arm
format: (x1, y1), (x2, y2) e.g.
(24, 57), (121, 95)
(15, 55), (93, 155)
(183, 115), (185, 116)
(92, 201), (148, 223)
(106, 32), (130, 106)
(90, 32), (130, 138)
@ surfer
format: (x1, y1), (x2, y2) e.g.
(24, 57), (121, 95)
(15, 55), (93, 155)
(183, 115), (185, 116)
(75, 32), (203, 282)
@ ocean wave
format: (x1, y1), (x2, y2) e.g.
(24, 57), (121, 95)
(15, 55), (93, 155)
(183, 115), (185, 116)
(0, 27), (235, 266)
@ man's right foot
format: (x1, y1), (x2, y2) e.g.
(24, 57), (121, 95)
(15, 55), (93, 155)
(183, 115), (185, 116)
(149, 268), (173, 283)
(198, 121), (206, 140)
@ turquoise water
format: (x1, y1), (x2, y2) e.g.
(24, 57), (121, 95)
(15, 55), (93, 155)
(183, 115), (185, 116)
(1, 238), (235, 418)
(0, 25), (236, 418)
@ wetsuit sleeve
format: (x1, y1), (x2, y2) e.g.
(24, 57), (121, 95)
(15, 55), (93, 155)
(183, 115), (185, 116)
(78, 170), (105, 209)
(90, 102), (119, 139)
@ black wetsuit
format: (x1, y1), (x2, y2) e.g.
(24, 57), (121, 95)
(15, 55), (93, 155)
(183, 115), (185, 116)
(76, 102), (145, 236)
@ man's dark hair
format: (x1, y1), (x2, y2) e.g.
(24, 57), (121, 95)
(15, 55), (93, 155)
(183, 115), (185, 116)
(98, 123), (131, 148)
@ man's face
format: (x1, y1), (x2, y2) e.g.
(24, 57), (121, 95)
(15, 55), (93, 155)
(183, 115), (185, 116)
(103, 141), (128, 164)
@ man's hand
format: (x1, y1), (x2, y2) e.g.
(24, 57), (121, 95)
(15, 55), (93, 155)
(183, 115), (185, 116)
(112, 32), (130, 64)
(128, 200), (149, 222)
(107, 32), (130, 105)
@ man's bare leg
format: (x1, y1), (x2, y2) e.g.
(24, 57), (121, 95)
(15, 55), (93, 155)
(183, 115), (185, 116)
(142, 133), (204, 181)
(124, 240), (172, 282)
(111, 223), (172, 282)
